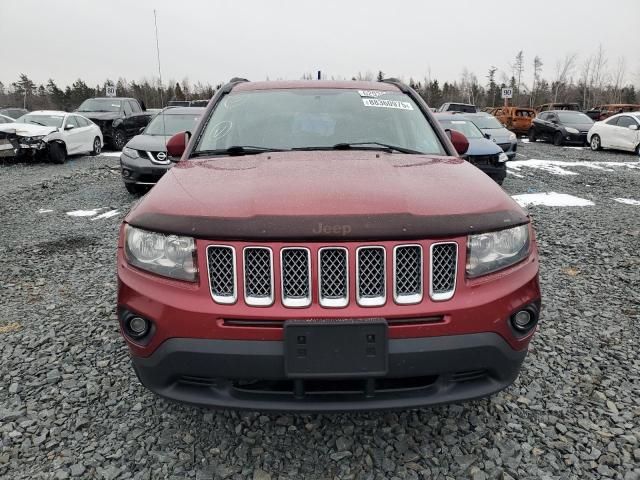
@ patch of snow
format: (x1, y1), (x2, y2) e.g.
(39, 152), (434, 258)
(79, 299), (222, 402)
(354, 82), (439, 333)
(509, 171), (524, 178)
(66, 208), (105, 217)
(507, 159), (640, 176)
(563, 146), (583, 150)
(38, 209), (53, 213)
(520, 138), (530, 143)
(512, 192), (595, 207)
(91, 210), (120, 220)
(100, 151), (121, 157)
(612, 198), (640, 206)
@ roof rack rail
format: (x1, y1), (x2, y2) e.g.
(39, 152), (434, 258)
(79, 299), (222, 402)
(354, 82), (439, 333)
(221, 77), (250, 93)
(380, 78), (410, 93)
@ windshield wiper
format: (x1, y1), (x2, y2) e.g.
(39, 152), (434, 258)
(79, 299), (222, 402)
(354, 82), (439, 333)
(28, 120), (47, 126)
(294, 142), (423, 154)
(190, 146), (287, 158)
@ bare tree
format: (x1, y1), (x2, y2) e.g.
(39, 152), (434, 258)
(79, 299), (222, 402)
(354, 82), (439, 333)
(552, 53), (577, 102)
(611, 57), (626, 103)
(531, 56), (543, 107)
(589, 45), (607, 106)
(511, 50), (525, 105)
(580, 55), (593, 108)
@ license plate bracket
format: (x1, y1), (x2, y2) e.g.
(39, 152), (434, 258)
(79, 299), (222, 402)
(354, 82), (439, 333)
(284, 319), (388, 378)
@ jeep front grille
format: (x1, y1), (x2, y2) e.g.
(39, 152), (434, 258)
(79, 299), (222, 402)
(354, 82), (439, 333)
(356, 247), (386, 306)
(318, 248), (348, 307)
(243, 247), (274, 306)
(207, 246), (236, 304)
(393, 245), (423, 304)
(430, 243), (458, 301)
(280, 248), (311, 307)
(206, 242), (458, 307)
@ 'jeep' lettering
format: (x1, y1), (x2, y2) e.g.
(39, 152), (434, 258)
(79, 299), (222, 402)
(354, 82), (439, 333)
(312, 222), (352, 235)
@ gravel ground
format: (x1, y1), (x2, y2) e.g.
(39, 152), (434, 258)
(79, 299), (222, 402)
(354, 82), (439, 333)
(1, 142), (639, 480)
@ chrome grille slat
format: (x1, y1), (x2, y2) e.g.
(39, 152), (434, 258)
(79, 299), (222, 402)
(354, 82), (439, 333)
(318, 248), (348, 307)
(206, 246), (236, 304)
(281, 248), (311, 307)
(394, 245), (423, 304)
(243, 247), (274, 306)
(356, 247), (386, 306)
(430, 242), (458, 301)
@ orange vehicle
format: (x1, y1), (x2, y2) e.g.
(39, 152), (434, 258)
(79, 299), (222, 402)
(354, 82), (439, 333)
(493, 106), (536, 135)
(585, 104), (640, 121)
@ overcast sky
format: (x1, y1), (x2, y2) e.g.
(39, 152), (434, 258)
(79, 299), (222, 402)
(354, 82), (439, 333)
(2, 0), (639, 89)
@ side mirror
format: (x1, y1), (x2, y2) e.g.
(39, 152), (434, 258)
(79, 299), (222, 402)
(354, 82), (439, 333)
(166, 131), (190, 160)
(446, 129), (469, 155)
(65, 124), (75, 130)
(138, 126), (145, 134)
(629, 124), (638, 131)
(484, 133), (491, 139)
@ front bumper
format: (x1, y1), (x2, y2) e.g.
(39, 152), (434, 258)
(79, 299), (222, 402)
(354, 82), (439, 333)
(130, 332), (528, 411)
(120, 152), (171, 185)
(497, 141), (517, 160)
(563, 131), (588, 144)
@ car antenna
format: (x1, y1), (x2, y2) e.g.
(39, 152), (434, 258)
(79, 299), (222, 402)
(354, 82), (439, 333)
(153, 9), (168, 142)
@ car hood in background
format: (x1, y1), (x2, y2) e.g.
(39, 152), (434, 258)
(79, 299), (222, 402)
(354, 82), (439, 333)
(480, 128), (514, 144)
(126, 151), (529, 241)
(125, 134), (171, 152)
(79, 112), (120, 121)
(562, 122), (594, 132)
(0, 122), (57, 137)
(466, 137), (504, 156)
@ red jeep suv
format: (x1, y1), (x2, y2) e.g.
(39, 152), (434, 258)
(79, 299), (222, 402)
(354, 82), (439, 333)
(117, 79), (541, 411)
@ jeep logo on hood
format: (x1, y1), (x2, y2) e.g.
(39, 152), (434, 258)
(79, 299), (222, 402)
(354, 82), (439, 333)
(312, 222), (352, 236)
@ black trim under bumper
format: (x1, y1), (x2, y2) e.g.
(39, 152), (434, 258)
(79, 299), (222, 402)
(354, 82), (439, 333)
(120, 152), (171, 185)
(131, 333), (527, 411)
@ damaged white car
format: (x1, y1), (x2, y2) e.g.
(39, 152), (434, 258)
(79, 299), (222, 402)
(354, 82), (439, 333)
(0, 110), (103, 163)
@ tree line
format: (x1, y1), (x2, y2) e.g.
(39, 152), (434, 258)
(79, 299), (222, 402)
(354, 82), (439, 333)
(1, 48), (636, 112)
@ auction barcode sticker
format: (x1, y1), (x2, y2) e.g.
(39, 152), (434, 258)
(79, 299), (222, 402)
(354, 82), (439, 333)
(358, 90), (387, 97)
(362, 98), (413, 110)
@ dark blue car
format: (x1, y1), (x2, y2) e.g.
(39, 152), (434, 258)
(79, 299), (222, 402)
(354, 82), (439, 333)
(436, 114), (508, 185)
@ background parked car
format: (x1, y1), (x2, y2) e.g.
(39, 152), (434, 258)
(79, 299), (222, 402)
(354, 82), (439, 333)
(435, 114), (508, 184)
(438, 102), (478, 113)
(528, 110), (594, 146)
(0, 110), (103, 163)
(535, 103), (580, 112)
(0, 114), (15, 124)
(463, 112), (517, 160)
(585, 104), (640, 121)
(0, 107), (28, 119)
(493, 106), (536, 135)
(120, 106), (205, 194)
(76, 97), (152, 150)
(587, 112), (640, 154)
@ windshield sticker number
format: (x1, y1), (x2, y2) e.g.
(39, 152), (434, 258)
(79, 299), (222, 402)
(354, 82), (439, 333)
(358, 90), (387, 98)
(450, 120), (467, 124)
(362, 98), (413, 110)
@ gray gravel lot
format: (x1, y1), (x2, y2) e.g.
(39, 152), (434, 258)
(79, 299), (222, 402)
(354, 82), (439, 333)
(1, 142), (639, 480)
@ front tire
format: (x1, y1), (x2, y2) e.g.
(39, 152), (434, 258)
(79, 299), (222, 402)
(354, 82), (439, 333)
(90, 137), (102, 156)
(590, 135), (601, 151)
(48, 142), (66, 164)
(528, 128), (536, 142)
(124, 182), (146, 195)
(112, 129), (127, 150)
(553, 132), (564, 146)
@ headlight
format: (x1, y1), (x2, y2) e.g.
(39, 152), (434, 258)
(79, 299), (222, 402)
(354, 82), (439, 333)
(122, 146), (139, 158)
(565, 127), (579, 134)
(509, 132), (516, 141)
(466, 224), (530, 278)
(498, 152), (509, 162)
(124, 225), (198, 281)
(22, 135), (45, 143)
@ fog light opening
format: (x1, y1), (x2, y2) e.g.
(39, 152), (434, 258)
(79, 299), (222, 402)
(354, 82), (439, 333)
(127, 316), (149, 338)
(510, 308), (537, 333)
(122, 169), (131, 178)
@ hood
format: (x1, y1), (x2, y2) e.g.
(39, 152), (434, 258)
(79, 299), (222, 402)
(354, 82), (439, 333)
(563, 122), (593, 132)
(479, 128), (514, 144)
(126, 151), (528, 241)
(466, 137), (504, 156)
(0, 122), (57, 137)
(79, 111), (120, 121)
(125, 134), (170, 152)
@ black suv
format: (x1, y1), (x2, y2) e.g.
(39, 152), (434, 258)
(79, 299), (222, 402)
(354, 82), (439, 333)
(76, 97), (152, 150)
(528, 110), (594, 146)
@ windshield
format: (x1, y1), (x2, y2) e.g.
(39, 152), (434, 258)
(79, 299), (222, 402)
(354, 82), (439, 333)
(194, 89), (446, 155)
(468, 115), (503, 129)
(437, 119), (483, 139)
(16, 113), (64, 128)
(77, 99), (122, 112)
(145, 112), (202, 136)
(557, 112), (594, 124)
